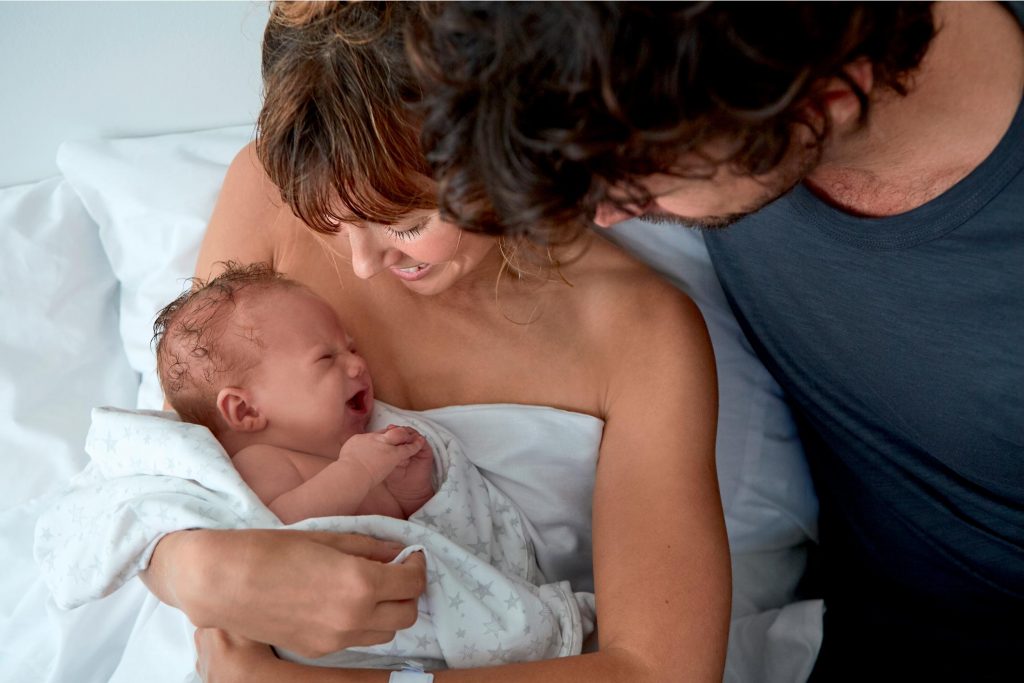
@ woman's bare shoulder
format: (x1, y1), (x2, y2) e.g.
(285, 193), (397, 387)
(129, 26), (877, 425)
(566, 232), (711, 368)
(196, 142), (295, 279)
(572, 233), (702, 320)
(562, 234), (717, 435)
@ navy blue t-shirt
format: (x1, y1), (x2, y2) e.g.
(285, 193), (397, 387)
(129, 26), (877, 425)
(704, 9), (1024, 678)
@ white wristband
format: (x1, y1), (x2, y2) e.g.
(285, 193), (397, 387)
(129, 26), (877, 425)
(389, 671), (434, 683)
(389, 661), (434, 682)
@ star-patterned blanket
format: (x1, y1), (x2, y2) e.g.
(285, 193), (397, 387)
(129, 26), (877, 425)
(35, 404), (595, 678)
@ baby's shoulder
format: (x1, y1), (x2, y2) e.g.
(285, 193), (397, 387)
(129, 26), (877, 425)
(232, 443), (328, 481)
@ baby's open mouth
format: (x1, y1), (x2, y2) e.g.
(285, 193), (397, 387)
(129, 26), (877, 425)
(347, 390), (367, 413)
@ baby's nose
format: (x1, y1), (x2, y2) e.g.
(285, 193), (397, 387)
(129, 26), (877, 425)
(346, 353), (367, 378)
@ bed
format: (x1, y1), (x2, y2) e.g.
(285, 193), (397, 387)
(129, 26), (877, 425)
(0, 3), (822, 681)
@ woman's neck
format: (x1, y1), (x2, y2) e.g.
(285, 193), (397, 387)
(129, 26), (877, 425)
(405, 234), (591, 317)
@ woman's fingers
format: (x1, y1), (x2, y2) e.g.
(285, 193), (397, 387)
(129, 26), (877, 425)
(175, 530), (428, 658)
(334, 629), (406, 649)
(305, 531), (407, 562)
(374, 549), (427, 602)
(369, 599), (420, 632)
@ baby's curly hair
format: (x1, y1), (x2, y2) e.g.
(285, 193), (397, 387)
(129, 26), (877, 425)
(152, 262), (299, 432)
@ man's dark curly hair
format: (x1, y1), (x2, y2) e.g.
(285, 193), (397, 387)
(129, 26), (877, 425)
(409, 1), (936, 244)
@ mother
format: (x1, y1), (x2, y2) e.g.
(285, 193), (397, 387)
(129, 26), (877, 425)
(143, 3), (729, 681)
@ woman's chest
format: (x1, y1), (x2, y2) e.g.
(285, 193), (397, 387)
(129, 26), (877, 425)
(277, 241), (604, 416)
(362, 306), (599, 414)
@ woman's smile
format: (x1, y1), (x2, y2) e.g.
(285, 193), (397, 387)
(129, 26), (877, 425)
(390, 262), (433, 281)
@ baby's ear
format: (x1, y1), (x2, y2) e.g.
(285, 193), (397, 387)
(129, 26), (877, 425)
(216, 387), (267, 432)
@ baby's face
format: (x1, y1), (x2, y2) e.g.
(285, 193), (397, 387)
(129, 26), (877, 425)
(246, 287), (374, 458)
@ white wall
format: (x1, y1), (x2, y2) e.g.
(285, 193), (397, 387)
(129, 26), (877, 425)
(0, 1), (268, 188)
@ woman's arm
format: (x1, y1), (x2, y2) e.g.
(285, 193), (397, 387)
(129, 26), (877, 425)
(583, 281), (731, 680)
(142, 143), (429, 657)
(144, 529), (427, 657)
(198, 281), (731, 681)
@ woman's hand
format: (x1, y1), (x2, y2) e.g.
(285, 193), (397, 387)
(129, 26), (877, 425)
(195, 628), (277, 683)
(143, 528), (426, 658)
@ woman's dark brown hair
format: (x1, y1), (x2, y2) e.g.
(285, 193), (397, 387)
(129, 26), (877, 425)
(257, 1), (434, 233)
(409, 1), (936, 243)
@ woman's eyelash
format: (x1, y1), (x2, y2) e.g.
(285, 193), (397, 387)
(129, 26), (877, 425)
(383, 221), (426, 241)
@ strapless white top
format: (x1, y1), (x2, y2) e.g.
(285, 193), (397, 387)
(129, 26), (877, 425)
(418, 403), (604, 593)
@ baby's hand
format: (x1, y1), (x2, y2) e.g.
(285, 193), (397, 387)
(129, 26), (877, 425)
(381, 425), (436, 514)
(338, 426), (428, 485)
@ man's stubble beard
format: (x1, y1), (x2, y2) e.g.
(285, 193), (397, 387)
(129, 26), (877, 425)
(640, 140), (823, 230)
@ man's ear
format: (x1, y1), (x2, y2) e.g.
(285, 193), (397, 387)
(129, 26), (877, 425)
(814, 58), (876, 129)
(216, 387), (267, 432)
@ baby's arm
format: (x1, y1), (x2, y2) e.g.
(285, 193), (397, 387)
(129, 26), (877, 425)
(233, 433), (423, 524)
(232, 445), (373, 524)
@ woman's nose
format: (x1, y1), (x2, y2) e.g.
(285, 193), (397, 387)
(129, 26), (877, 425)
(348, 227), (399, 279)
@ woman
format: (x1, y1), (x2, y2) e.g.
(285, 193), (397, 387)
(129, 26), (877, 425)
(143, 3), (730, 681)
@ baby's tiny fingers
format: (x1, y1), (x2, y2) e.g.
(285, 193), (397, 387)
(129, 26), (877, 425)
(380, 426), (418, 445)
(394, 439), (425, 458)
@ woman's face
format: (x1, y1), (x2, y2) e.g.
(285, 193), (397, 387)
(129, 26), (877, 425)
(340, 210), (496, 296)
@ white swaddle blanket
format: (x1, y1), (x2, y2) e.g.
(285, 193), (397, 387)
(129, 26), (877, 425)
(35, 403), (599, 678)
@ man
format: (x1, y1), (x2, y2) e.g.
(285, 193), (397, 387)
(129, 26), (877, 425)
(411, 2), (1024, 678)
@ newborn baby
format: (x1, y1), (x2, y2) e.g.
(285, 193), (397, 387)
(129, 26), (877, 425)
(153, 261), (435, 523)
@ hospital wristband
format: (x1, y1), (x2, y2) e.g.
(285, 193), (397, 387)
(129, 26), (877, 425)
(389, 661), (434, 682)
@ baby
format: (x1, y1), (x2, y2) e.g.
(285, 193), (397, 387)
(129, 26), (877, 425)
(152, 262), (435, 524)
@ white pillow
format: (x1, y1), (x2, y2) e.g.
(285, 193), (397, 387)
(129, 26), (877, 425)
(0, 178), (138, 508)
(57, 126), (255, 410)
